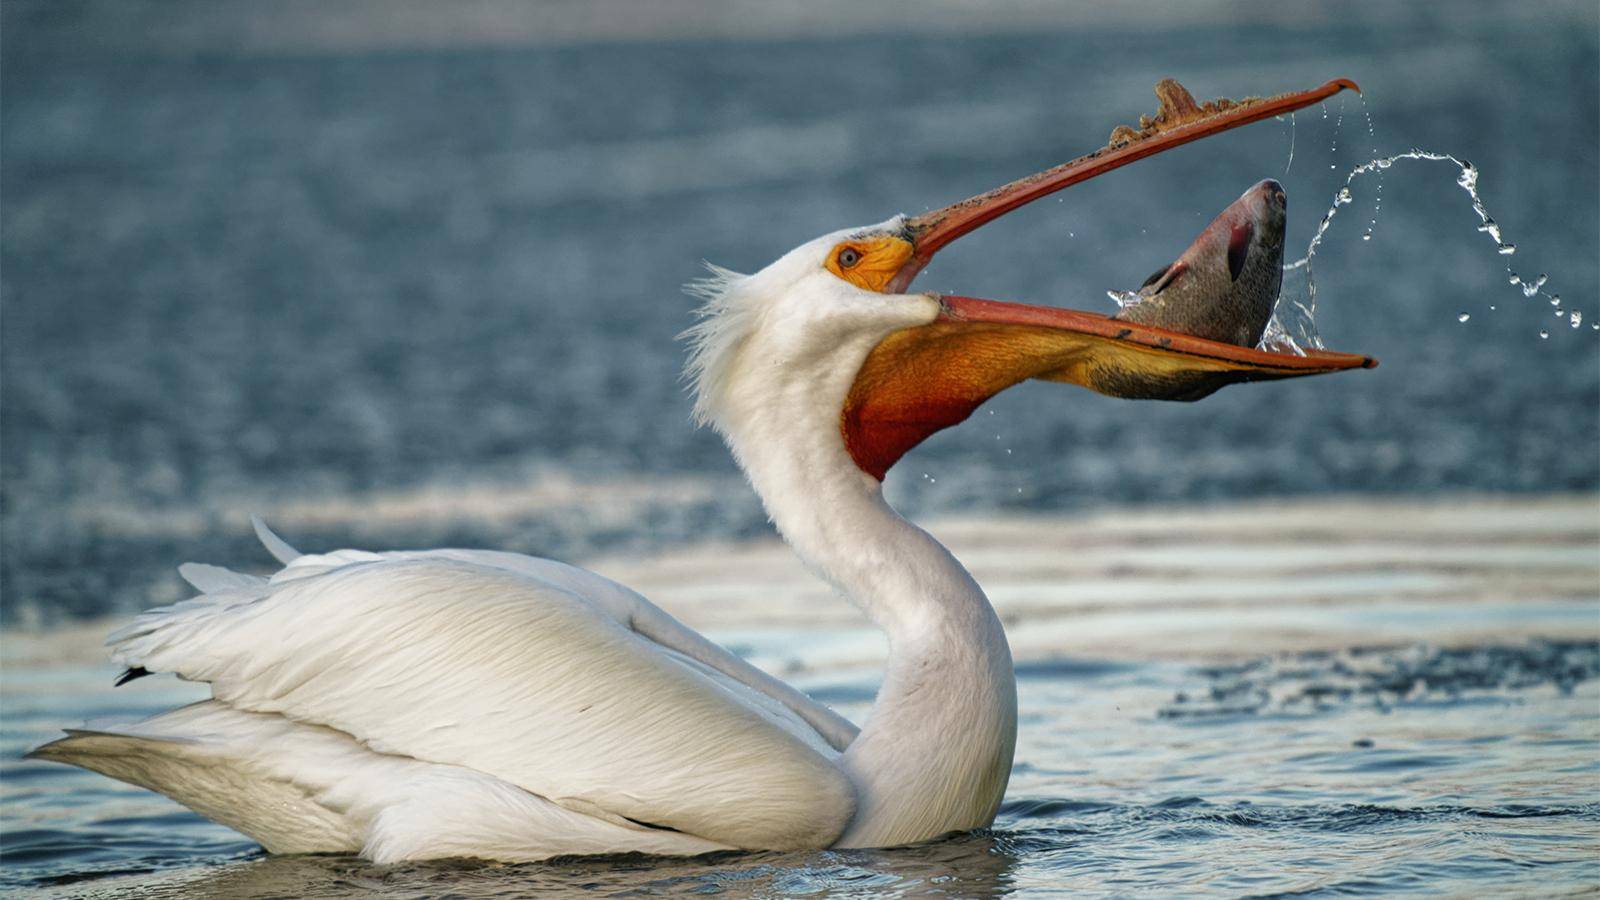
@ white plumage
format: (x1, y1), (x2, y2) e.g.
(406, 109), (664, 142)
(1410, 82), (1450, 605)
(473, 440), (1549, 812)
(78, 528), (857, 858)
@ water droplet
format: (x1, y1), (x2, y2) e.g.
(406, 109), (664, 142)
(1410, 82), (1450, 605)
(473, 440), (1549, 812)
(1539, 330), (1550, 339)
(1289, 151), (1574, 355)
(1571, 311), (1583, 328)
(1489, 305), (1497, 311)
(1005, 449), (1012, 455)
(1551, 294), (1562, 306)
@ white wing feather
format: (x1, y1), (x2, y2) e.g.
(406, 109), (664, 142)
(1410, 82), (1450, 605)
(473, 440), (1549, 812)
(37, 700), (729, 862)
(250, 515), (300, 564)
(107, 550), (857, 850)
(177, 562), (266, 594)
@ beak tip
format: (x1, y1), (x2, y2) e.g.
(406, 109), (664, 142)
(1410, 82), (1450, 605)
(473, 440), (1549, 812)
(1331, 77), (1362, 95)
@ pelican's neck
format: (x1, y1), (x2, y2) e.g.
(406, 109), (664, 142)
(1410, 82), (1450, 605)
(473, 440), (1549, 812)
(720, 359), (1017, 849)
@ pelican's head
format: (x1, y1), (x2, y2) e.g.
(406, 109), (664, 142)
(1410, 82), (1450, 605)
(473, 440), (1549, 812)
(688, 78), (1374, 481)
(685, 216), (935, 423)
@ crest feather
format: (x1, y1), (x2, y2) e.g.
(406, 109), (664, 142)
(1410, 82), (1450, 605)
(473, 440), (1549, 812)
(680, 262), (758, 428)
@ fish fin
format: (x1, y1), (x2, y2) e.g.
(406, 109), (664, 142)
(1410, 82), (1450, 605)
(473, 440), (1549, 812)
(1151, 261), (1188, 295)
(1227, 221), (1254, 281)
(1140, 263), (1172, 289)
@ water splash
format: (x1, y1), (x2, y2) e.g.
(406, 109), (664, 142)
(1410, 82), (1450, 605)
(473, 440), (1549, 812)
(1283, 111), (1296, 176)
(1106, 288), (1142, 310)
(1358, 94), (1382, 242)
(1266, 149), (1588, 352)
(1325, 95), (1345, 171)
(1260, 305), (1314, 355)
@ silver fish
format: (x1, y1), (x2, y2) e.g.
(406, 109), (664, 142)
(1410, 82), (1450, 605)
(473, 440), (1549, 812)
(1113, 178), (1286, 348)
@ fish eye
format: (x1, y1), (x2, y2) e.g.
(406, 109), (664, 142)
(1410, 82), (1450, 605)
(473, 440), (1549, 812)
(836, 247), (862, 268)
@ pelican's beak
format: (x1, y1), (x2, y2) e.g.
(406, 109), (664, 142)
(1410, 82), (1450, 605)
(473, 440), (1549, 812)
(844, 78), (1375, 480)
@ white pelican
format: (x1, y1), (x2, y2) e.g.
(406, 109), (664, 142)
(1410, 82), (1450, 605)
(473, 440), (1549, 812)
(33, 78), (1371, 863)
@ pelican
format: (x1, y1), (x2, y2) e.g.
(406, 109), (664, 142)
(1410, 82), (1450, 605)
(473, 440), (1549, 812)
(32, 78), (1371, 863)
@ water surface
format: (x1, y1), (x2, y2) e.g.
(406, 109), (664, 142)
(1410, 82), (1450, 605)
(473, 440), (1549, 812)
(4, 640), (1596, 896)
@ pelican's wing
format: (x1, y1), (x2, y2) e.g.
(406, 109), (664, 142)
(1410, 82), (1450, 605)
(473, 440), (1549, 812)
(106, 551), (857, 850)
(394, 547), (860, 752)
(32, 700), (730, 862)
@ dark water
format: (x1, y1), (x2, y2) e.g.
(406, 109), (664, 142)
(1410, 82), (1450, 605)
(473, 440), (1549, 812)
(4, 640), (1597, 896)
(2, 0), (1598, 625)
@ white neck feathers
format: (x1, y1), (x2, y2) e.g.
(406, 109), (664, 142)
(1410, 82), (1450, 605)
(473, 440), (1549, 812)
(686, 268), (1017, 847)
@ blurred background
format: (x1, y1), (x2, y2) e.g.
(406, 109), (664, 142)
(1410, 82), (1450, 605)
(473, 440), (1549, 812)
(3, 0), (1597, 626)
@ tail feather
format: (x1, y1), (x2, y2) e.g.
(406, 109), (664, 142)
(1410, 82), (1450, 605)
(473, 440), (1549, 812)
(23, 734), (353, 854)
(27, 703), (361, 855)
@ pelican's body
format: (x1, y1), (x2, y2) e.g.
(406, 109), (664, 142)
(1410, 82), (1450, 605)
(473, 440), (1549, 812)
(76, 542), (869, 860)
(33, 78), (1371, 863)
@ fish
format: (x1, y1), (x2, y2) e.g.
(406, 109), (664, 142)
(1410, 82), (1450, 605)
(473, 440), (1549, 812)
(1113, 178), (1287, 348)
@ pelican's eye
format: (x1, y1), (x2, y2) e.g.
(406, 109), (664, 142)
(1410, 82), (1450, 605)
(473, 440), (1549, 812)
(825, 236), (914, 293)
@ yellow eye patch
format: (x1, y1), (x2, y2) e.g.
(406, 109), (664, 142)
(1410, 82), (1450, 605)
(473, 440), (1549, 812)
(825, 236), (914, 293)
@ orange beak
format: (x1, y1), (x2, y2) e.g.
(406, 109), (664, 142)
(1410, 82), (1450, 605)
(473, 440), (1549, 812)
(843, 77), (1375, 480)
